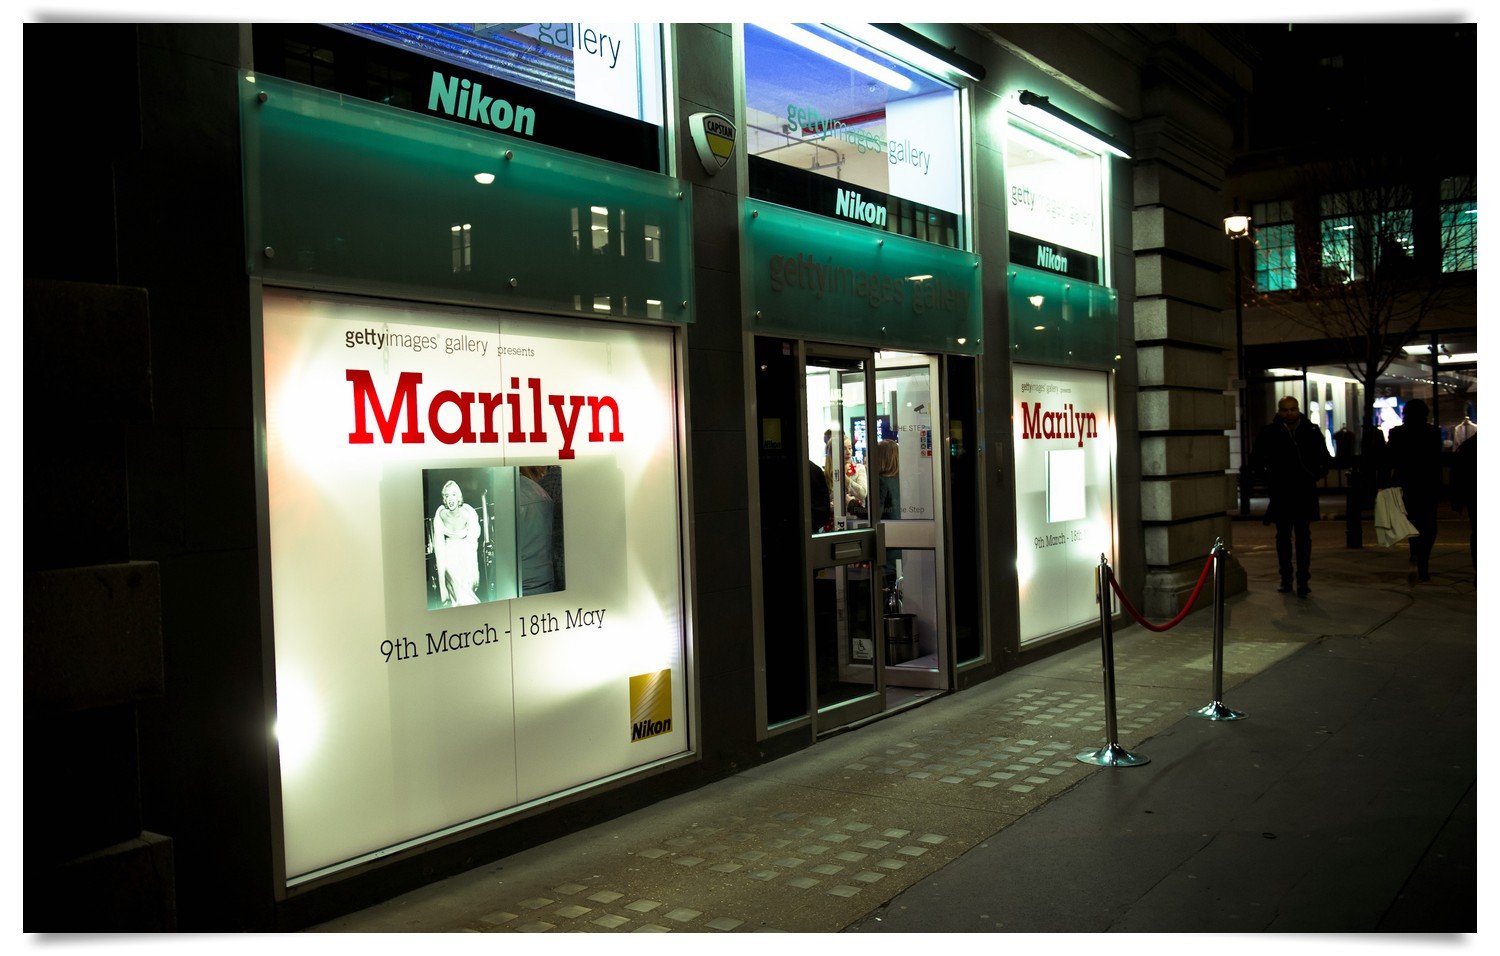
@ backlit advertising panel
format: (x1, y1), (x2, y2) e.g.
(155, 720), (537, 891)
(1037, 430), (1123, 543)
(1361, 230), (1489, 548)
(1004, 119), (1105, 283)
(1012, 364), (1117, 641)
(260, 289), (687, 882)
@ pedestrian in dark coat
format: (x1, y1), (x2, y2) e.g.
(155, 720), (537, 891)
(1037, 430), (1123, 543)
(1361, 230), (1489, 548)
(1251, 395), (1332, 596)
(1384, 398), (1444, 581)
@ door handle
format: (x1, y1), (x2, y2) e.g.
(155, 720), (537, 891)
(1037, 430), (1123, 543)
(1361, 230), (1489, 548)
(832, 540), (865, 560)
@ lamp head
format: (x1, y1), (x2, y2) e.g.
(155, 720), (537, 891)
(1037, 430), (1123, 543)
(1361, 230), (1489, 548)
(1223, 214), (1251, 238)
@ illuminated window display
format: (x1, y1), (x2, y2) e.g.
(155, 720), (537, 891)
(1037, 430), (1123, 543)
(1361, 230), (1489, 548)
(1011, 365), (1117, 642)
(252, 23), (666, 171)
(1003, 117), (1105, 282)
(743, 23), (963, 246)
(335, 23), (665, 126)
(261, 288), (687, 882)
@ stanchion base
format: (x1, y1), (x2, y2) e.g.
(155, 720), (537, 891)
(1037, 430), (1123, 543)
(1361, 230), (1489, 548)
(1189, 701), (1247, 721)
(1076, 743), (1150, 767)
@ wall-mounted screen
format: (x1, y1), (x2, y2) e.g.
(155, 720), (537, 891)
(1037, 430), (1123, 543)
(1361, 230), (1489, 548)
(261, 289), (687, 883)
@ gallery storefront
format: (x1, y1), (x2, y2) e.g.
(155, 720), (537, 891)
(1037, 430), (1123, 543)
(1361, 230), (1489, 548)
(245, 23), (698, 893)
(26, 22), (1259, 931)
(739, 24), (986, 737)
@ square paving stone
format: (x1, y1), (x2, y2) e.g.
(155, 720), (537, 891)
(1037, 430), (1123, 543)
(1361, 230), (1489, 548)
(625, 900), (663, 913)
(554, 905), (591, 919)
(827, 886), (861, 898)
(520, 898), (555, 910)
(588, 891), (624, 904)
(707, 918), (743, 931)
(554, 883), (587, 895)
(592, 915), (630, 929)
(664, 908), (701, 923)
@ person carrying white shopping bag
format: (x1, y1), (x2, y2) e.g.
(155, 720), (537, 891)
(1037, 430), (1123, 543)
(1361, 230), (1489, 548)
(1374, 486), (1419, 548)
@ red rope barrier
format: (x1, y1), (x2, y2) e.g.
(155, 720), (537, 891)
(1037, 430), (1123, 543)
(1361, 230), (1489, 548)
(1106, 552), (1215, 632)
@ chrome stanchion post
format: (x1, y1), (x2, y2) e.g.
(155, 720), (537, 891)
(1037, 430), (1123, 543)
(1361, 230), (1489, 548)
(1078, 554), (1149, 767)
(1190, 538), (1247, 721)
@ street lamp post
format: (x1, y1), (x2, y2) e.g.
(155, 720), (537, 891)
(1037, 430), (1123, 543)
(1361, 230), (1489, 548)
(1224, 214), (1253, 518)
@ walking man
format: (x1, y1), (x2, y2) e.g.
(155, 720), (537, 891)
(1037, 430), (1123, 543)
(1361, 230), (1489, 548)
(1251, 395), (1332, 596)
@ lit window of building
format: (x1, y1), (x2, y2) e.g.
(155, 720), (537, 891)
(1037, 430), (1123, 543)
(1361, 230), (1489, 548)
(1319, 191), (1413, 283)
(1251, 199), (1296, 291)
(1440, 176), (1478, 273)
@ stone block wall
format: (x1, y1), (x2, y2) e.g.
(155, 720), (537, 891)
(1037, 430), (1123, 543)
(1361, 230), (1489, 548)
(1129, 29), (1251, 616)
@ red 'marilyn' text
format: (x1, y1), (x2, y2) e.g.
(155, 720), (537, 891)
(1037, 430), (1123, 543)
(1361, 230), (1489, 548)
(346, 370), (623, 460)
(1019, 401), (1098, 448)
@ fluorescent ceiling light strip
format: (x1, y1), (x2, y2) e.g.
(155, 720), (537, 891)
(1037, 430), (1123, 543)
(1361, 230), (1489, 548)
(834, 23), (983, 81)
(1013, 91), (1130, 159)
(757, 23), (912, 92)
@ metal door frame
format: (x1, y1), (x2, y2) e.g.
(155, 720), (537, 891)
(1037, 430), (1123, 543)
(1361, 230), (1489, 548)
(802, 342), (885, 733)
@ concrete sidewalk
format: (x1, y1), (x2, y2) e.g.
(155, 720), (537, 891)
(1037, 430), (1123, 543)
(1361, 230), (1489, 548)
(313, 513), (1478, 934)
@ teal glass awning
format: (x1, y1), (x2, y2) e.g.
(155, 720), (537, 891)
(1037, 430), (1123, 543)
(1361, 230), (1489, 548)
(743, 200), (982, 355)
(1006, 265), (1118, 367)
(240, 72), (693, 323)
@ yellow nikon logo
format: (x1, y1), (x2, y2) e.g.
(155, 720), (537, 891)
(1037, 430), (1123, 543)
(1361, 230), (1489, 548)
(629, 669), (673, 742)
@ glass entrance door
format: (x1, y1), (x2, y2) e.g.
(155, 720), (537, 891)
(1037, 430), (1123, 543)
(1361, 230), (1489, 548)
(806, 350), (882, 729)
(871, 352), (948, 691)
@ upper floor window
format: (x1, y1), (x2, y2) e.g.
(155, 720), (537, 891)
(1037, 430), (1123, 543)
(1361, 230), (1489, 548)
(742, 23), (964, 247)
(253, 23), (667, 171)
(1004, 116), (1106, 283)
(1251, 199), (1296, 291)
(1319, 191), (1413, 284)
(1440, 176), (1478, 273)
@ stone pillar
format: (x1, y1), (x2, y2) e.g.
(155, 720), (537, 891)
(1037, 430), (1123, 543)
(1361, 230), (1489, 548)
(23, 281), (176, 931)
(1131, 31), (1251, 616)
(674, 24), (760, 767)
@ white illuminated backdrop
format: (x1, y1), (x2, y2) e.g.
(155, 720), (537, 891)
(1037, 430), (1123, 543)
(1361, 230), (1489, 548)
(1011, 364), (1117, 641)
(261, 289), (687, 880)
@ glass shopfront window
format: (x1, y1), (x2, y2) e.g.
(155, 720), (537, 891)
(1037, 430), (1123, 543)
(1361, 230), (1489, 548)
(1003, 116), (1106, 284)
(743, 23), (964, 247)
(253, 22), (666, 171)
(261, 289), (689, 885)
